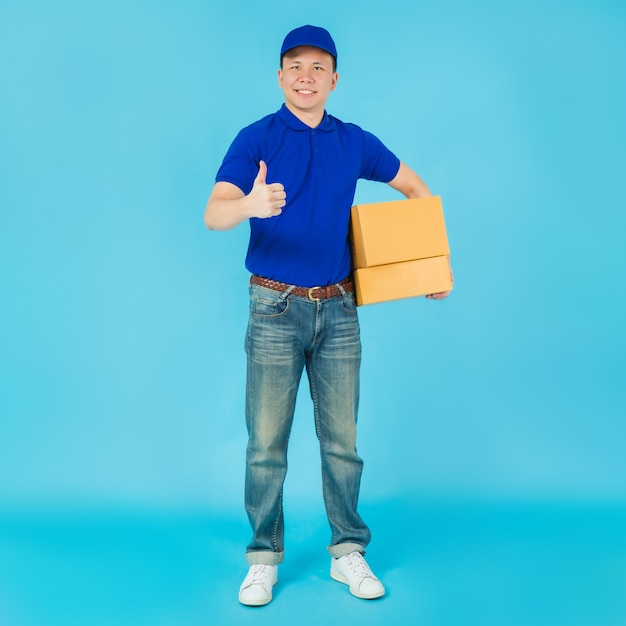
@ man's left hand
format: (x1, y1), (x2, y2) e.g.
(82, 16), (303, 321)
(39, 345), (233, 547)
(426, 260), (453, 300)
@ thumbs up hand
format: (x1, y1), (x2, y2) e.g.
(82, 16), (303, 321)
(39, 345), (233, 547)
(254, 159), (268, 186)
(248, 160), (286, 219)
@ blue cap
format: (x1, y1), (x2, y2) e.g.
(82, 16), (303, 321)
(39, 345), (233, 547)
(280, 25), (337, 60)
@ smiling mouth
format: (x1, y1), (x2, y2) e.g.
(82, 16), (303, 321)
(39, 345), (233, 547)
(296, 89), (315, 95)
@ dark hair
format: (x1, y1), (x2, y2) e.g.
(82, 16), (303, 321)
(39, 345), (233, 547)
(280, 51), (337, 72)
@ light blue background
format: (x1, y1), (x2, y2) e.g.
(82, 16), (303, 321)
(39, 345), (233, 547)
(1, 1), (625, 624)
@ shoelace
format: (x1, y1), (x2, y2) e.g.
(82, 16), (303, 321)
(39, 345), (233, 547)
(343, 553), (375, 580)
(247, 564), (274, 590)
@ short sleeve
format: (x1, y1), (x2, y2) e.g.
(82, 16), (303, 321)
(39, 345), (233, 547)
(359, 130), (401, 183)
(215, 127), (261, 195)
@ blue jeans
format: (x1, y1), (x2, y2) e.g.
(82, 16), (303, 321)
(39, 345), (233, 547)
(244, 281), (371, 565)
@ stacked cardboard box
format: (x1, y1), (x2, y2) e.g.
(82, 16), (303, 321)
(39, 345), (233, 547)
(350, 196), (452, 306)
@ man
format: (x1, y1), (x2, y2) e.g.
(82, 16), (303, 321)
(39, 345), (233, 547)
(204, 25), (451, 606)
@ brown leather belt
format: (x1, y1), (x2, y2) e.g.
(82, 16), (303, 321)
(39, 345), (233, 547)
(250, 275), (353, 301)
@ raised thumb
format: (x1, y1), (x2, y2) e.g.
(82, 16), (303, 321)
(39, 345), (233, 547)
(255, 160), (267, 185)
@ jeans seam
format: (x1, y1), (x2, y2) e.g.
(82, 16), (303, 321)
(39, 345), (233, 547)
(272, 492), (283, 552)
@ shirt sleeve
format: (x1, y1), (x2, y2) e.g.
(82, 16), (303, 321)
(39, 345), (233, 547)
(359, 130), (401, 183)
(215, 127), (260, 195)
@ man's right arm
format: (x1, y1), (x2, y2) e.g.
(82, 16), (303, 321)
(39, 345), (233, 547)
(204, 160), (286, 231)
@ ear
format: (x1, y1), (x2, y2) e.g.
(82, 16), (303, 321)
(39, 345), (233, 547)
(277, 69), (283, 88)
(331, 72), (339, 91)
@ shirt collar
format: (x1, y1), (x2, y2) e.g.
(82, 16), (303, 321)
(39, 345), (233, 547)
(277, 103), (335, 132)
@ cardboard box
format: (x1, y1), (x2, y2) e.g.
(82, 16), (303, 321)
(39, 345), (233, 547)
(350, 196), (449, 269)
(354, 256), (452, 306)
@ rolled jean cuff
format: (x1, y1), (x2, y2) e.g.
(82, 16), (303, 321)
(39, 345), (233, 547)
(327, 542), (366, 559)
(245, 550), (284, 566)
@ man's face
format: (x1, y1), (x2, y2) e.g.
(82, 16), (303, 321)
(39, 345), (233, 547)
(278, 46), (338, 119)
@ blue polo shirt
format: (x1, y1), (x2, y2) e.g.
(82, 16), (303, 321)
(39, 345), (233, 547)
(216, 104), (401, 287)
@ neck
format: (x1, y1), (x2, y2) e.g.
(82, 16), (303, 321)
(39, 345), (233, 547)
(284, 102), (324, 128)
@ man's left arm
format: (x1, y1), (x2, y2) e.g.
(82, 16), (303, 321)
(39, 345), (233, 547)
(387, 162), (453, 300)
(387, 161), (432, 199)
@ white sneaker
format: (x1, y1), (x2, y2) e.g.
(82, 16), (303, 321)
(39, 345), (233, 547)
(238, 564), (278, 606)
(330, 551), (385, 599)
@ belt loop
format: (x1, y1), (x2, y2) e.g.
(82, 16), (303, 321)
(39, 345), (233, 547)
(281, 285), (295, 300)
(336, 281), (347, 297)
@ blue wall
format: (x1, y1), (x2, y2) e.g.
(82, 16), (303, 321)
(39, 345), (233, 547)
(1, 0), (625, 511)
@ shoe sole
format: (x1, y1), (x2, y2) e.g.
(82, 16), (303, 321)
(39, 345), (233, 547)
(238, 595), (272, 607)
(330, 570), (385, 600)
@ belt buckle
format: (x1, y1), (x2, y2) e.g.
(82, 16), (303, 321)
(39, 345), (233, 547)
(308, 286), (321, 302)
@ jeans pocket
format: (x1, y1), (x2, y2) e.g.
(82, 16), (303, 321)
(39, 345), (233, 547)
(340, 292), (358, 314)
(250, 290), (290, 317)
